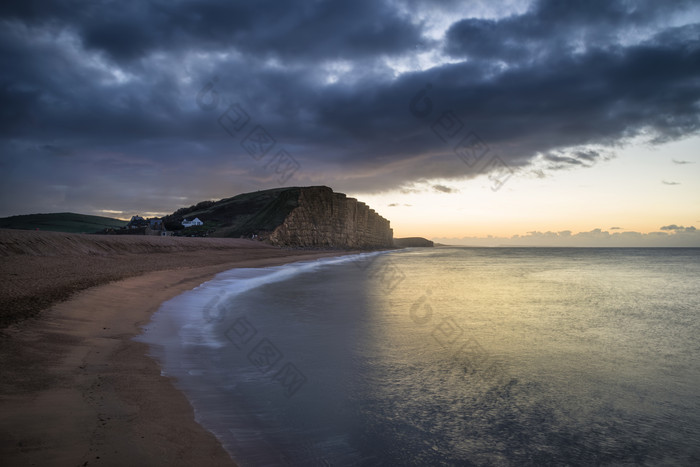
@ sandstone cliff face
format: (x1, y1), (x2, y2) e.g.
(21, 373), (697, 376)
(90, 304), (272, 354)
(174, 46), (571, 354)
(268, 186), (393, 248)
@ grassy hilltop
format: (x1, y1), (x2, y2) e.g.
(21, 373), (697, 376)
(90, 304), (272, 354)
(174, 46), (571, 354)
(162, 187), (302, 237)
(0, 212), (127, 233)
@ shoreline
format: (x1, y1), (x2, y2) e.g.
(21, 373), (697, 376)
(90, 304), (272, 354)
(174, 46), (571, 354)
(0, 233), (358, 466)
(1, 229), (374, 327)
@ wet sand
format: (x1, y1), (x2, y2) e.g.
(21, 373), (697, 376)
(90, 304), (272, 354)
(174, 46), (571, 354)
(0, 230), (354, 466)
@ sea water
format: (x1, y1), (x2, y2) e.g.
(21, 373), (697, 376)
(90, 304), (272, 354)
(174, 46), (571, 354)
(136, 248), (700, 465)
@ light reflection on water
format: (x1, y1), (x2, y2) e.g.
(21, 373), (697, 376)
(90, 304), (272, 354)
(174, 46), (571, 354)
(140, 248), (700, 465)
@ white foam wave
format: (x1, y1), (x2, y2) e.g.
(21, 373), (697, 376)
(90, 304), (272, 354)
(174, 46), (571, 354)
(137, 251), (387, 350)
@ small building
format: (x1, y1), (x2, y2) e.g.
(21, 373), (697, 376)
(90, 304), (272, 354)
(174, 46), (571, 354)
(126, 215), (148, 229)
(148, 218), (163, 230)
(182, 217), (203, 228)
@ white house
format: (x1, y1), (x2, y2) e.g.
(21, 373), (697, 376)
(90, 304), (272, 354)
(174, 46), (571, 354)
(181, 217), (204, 228)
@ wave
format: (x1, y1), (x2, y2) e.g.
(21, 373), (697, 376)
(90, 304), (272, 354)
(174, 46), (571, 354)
(136, 250), (387, 351)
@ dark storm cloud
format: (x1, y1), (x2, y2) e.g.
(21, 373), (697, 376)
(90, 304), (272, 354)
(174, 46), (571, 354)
(444, 0), (697, 61)
(661, 224), (696, 231)
(1, 0), (699, 216)
(543, 149), (609, 168)
(1, 0), (425, 63)
(432, 184), (457, 194)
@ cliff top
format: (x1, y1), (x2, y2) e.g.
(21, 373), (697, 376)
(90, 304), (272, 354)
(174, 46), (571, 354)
(162, 186), (385, 239)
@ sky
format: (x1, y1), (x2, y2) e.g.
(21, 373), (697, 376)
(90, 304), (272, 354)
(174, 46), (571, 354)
(1, 0), (699, 246)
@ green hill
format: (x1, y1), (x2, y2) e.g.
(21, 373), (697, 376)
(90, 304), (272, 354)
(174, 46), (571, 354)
(162, 187), (302, 237)
(0, 212), (127, 233)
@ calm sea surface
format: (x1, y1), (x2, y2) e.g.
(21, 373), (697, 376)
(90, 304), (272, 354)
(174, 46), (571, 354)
(137, 248), (700, 466)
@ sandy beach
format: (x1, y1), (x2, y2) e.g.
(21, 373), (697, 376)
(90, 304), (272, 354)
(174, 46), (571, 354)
(0, 230), (354, 466)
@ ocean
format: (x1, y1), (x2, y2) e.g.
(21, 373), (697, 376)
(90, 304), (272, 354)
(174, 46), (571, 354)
(136, 247), (700, 466)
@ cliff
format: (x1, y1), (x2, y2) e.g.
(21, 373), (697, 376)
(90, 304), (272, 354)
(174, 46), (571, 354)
(163, 186), (394, 249)
(394, 237), (434, 248)
(268, 187), (393, 248)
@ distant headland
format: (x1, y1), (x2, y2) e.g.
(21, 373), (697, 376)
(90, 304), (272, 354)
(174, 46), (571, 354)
(394, 237), (434, 248)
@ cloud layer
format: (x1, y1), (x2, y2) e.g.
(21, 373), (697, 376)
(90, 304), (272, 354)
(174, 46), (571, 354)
(1, 0), (699, 216)
(435, 226), (700, 247)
